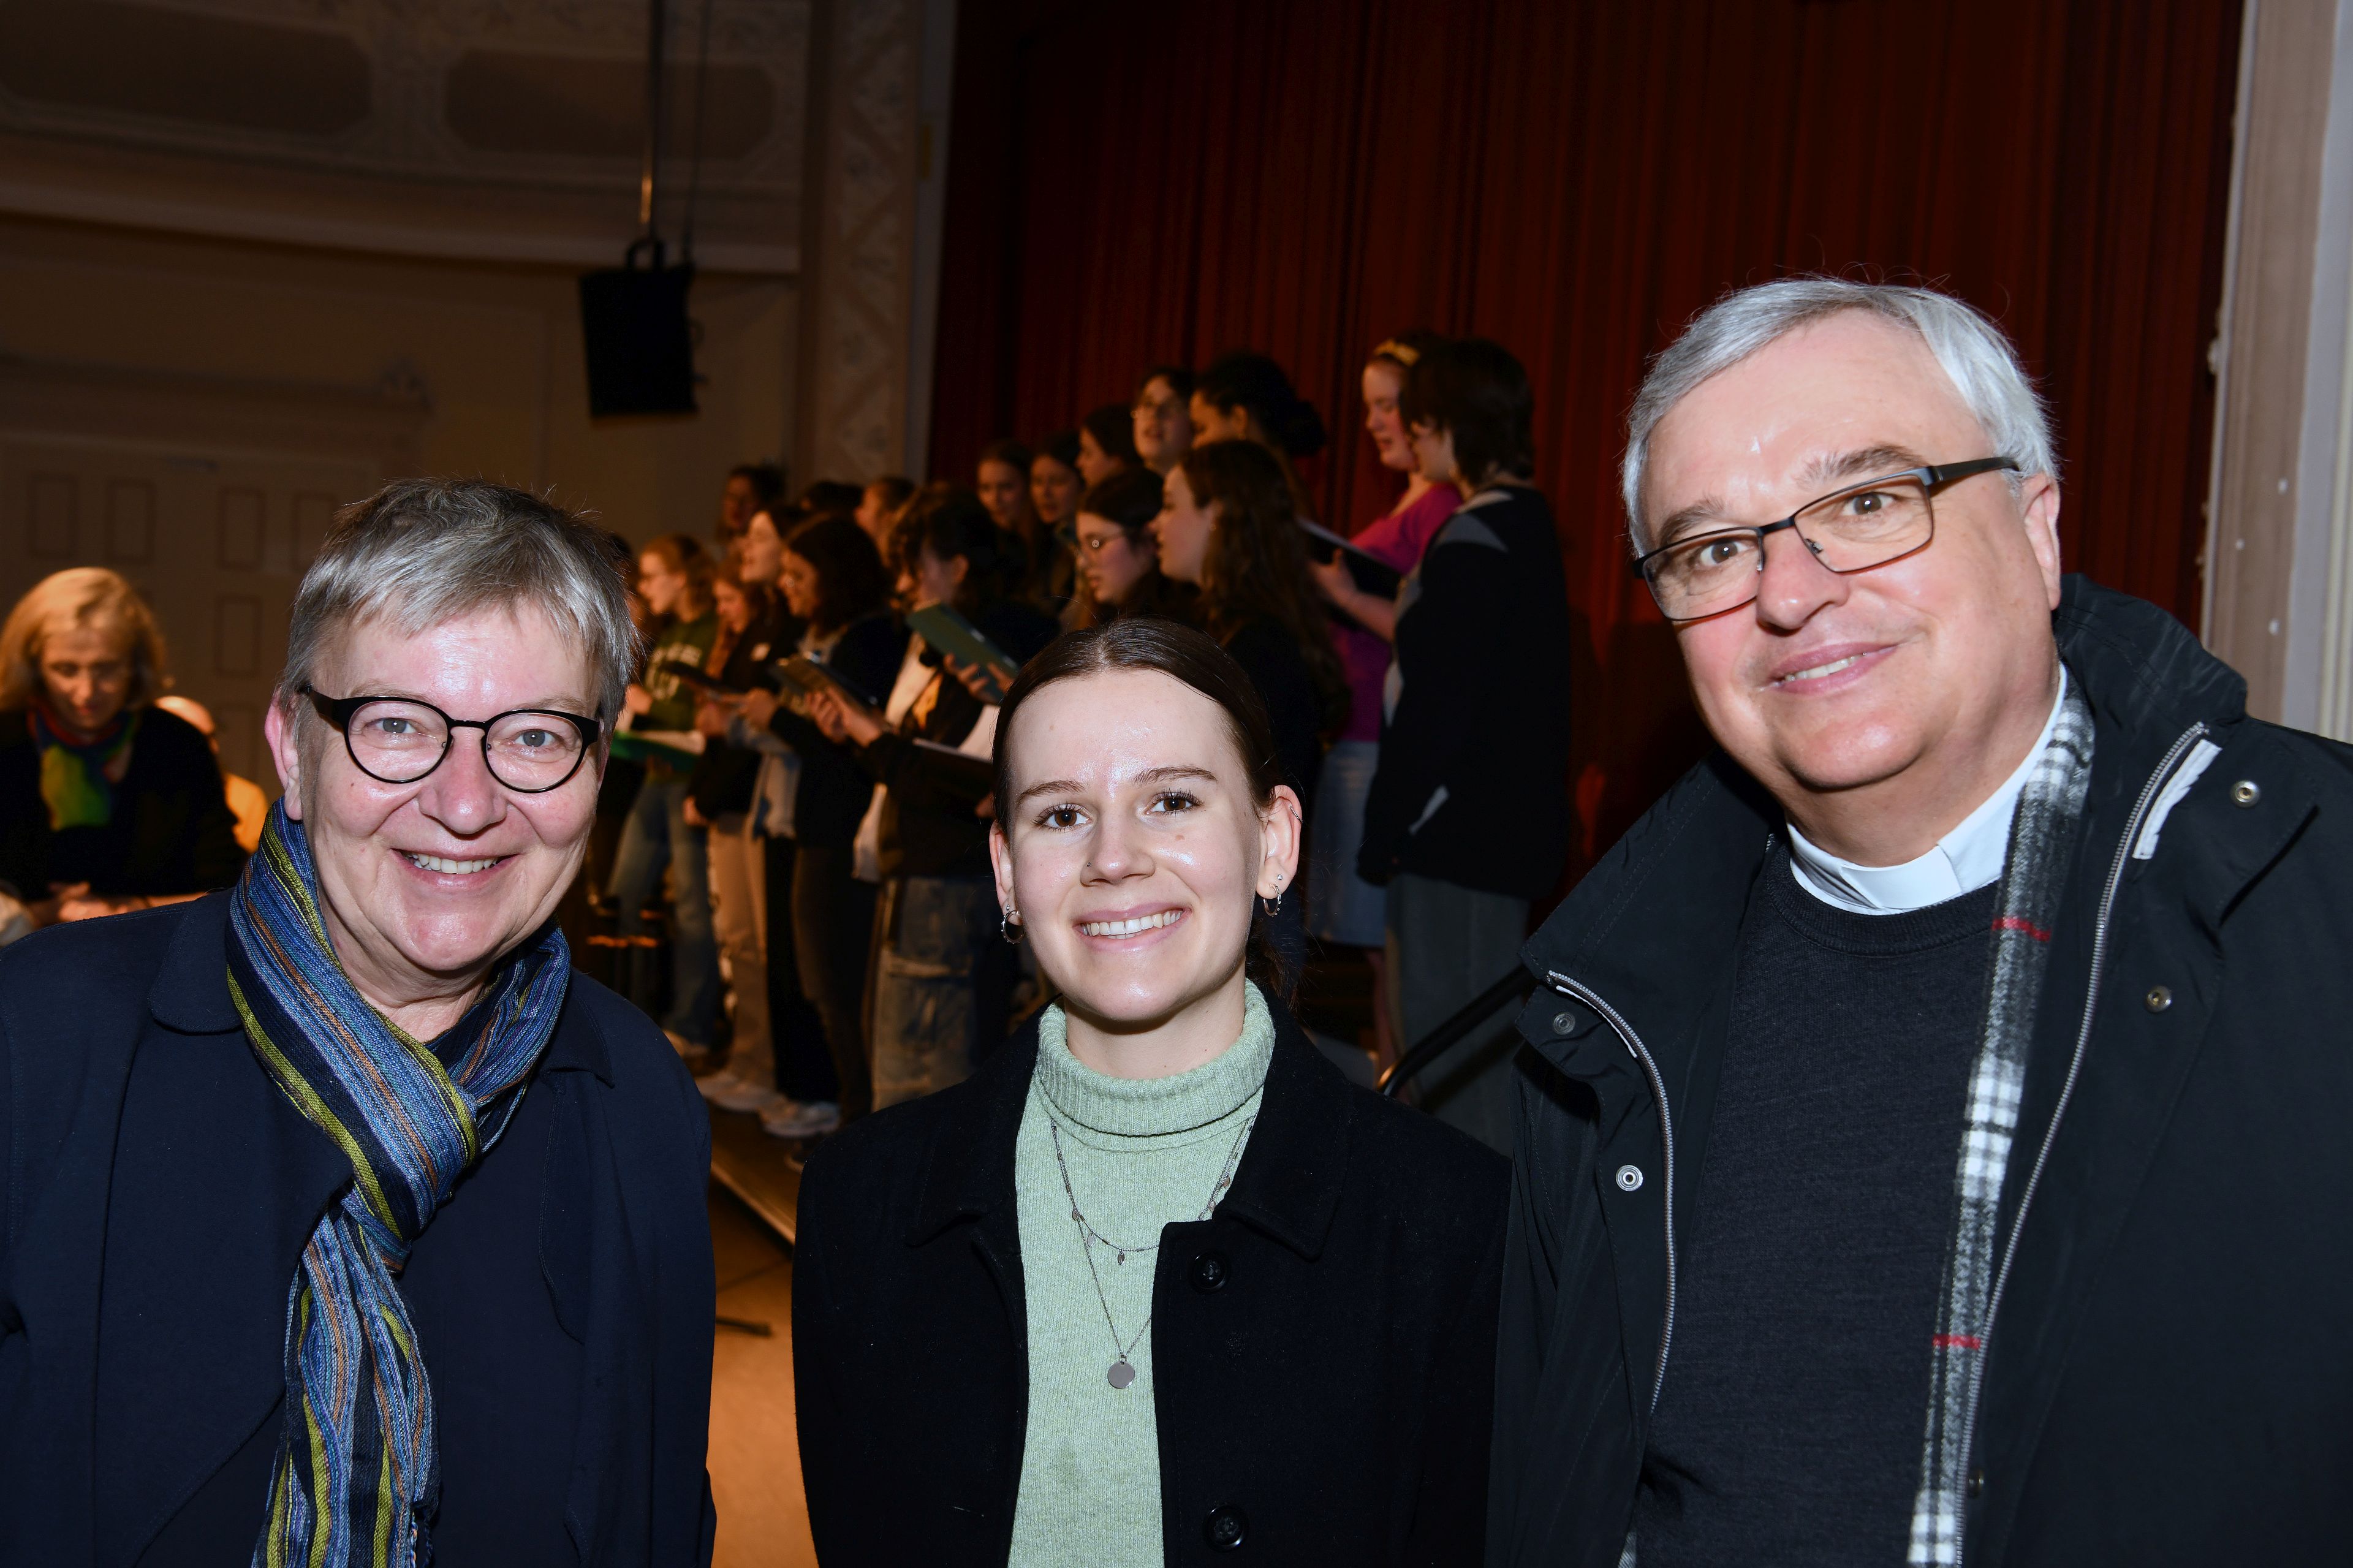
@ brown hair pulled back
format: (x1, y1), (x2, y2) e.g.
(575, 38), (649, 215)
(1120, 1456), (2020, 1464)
(783, 514), (890, 633)
(992, 618), (1300, 1000)
(641, 532), (716, 619)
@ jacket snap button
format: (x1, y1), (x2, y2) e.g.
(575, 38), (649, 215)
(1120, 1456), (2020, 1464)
(1190, 1251), (1230, 1293)
(2231, 779), (2261, 808)
(1967, 1468), (1985, 1499)
(1615, 1164), (1644, 1192)
(1551, 1010), (1578, 1037)
(2145, 985), (2173, 1013)
(1203, 1504), (1248, 1550)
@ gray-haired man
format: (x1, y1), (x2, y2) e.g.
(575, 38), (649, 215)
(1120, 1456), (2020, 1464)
(1488, 280), (2353, 1567)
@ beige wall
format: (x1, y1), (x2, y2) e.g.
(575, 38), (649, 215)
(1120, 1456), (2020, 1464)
(0, 212), (797, 785)
(0, 212), (798, 542)
(0, 0), (957, 790)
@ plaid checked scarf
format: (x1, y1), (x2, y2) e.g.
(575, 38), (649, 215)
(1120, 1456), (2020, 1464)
(1907, 679), (2096, 1564)
(227, 803), (571, 1567)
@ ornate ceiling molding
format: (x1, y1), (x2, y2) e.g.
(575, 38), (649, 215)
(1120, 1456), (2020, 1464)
(0, 0), (810, 273)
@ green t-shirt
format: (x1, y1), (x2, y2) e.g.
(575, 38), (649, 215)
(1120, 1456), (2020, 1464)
(638, 612), (718, 735)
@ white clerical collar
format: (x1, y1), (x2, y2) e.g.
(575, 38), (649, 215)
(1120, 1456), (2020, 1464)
(1786, 668), (2070, 916)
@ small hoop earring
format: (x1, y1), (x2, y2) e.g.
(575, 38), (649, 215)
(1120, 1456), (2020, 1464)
(1000, 907), (1024, 945)
(1260, 889), (1283, 917)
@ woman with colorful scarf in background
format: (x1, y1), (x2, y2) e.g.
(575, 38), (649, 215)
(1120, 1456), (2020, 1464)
(0, 566), (244, 934)
(0, 482), (716, 1566)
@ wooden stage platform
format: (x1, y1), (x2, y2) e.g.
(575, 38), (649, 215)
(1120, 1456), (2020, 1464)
(708, 1102), (805, 1246)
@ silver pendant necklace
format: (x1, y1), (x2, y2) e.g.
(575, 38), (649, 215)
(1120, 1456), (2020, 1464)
(1045, 1108), (1256, 1389)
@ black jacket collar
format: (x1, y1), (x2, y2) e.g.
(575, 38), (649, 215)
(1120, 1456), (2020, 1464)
(1512, 572), (2303, 1447)
(1523, 576), (2254, 1043)
(907, 992), (1352, 1262)
(148, 890), (613, 1083)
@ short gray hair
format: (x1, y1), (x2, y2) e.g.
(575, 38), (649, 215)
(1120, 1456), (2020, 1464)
(281, 479), (639, 722)
(1621, 277), (2055, 550)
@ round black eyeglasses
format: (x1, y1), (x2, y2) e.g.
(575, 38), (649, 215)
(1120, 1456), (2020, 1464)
(305, 687), (603, 793)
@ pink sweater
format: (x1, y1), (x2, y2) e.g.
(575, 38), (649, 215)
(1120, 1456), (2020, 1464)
(1335, 483), (1458, 743)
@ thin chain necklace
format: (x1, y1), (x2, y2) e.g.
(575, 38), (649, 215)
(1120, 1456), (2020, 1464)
(1045, 1105), (1256, 1390)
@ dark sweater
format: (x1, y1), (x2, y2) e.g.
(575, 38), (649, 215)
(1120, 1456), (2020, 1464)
(860, 599), (1056, 879)
(0, 704), (246, 900)
(763, 612), (911, 847)
(1358, 483), (1572, 899)
(688, 605), (800, 820)
(1634, 852), (1995, 1566)
(1221, 615), (1325, 813)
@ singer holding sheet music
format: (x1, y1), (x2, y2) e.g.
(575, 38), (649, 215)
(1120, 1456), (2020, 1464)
(1357, 338), (1574, 1154)
(802, 489), (1056, 1107)
(608, 534), (724, 1055)
(1153, 442), (1349, 985)
(737, 515), (906, 1131)
(1306, 333), (1460, 1071)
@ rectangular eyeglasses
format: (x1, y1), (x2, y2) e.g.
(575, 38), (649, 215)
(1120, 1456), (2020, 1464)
(1632, 456), (2020, 623)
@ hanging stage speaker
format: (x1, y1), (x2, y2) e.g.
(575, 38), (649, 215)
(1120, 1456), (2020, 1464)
(579, 243), (698, 417)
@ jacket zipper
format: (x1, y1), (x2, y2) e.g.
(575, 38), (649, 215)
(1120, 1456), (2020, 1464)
(1542, 971), (1677, 1415)
(1947, 719), (2208, 1567)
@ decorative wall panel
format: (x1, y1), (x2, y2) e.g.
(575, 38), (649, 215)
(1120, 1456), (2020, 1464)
(27, 472), (75, 559)
(106, 480), (156, 564)
(800, 0), (926, 482)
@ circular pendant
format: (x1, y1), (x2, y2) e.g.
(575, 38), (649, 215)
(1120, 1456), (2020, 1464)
(1107, 1358), (1136, 1390)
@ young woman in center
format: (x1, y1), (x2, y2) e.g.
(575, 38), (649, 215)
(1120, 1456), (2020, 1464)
(794, 618), (1507, 1567)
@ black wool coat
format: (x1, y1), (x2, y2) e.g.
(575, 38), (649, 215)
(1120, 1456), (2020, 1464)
(1488, 577), (2353, 1567)
(0, 894), (718, 1566)
(794, 998), (1510, 1566)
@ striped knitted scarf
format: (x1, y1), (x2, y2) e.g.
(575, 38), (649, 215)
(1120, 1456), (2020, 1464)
(1908, 679), (2096, 1564)
(226, 803), (571, 1568)
(28, 695), (137, 830)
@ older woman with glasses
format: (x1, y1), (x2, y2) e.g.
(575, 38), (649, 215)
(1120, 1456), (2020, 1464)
(0, 480), (716, 1565)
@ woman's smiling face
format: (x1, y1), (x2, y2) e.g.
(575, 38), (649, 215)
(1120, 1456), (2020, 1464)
(991, 667), (1298, 1040)
(267, 603), (602, 1017)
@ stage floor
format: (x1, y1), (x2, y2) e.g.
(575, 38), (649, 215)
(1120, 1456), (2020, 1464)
(708, 1100), (804, 1246)
(708, 1181), (817, 1567)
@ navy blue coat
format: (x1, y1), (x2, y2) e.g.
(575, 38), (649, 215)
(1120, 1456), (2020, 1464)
(0, 893), (718, 1566)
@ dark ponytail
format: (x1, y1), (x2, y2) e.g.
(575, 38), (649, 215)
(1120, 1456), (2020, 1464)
(1195, 352), (1327, 460)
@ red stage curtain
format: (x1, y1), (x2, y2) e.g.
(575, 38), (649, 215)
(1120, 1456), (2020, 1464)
(931, 0), (2241, 881)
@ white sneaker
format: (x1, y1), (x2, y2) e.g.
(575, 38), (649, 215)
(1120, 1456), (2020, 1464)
(760, 1099), (841, 1140)
(695, 1067), (746, 1102)
(708, 1074), (784, 1114)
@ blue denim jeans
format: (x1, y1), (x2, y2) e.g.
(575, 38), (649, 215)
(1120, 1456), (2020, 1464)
(607, 771), (722, 1048)
(868, 874), (1001, 1110)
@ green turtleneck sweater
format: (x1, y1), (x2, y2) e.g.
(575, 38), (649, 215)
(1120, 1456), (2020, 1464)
(1008, 981), (1277, 1566)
